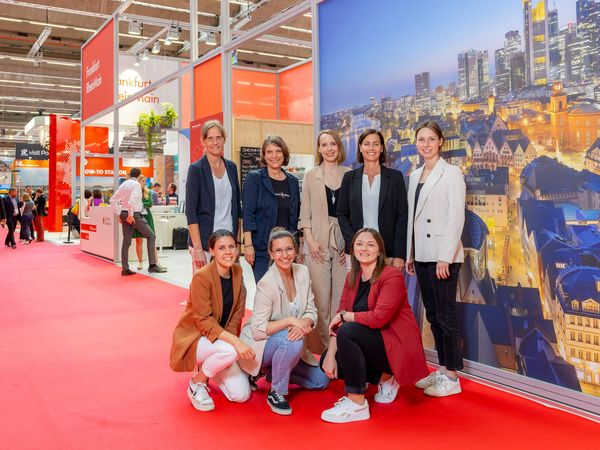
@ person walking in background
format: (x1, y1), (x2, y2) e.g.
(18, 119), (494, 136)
(133, 176), (162, 271)
(0, 187), (22, 249)
(299, 130), (350, 354)
(239, 228), (329, 416)
(320, 228), (428, 423)
(34, 188), (46, 242)
(166, 183), (178, 205)
(243, 135), (300, 283)
(185, 120), (242, 276)
(109, 167), (167, 276)
(170, 230), (254, 412)
(20, 193), (35, 244)
(336, 129), (408, 271)
(25, 185), (36, 240)
(406, 121), (466, 397)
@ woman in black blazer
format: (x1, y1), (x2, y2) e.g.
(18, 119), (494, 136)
(336, 129), (408, 270)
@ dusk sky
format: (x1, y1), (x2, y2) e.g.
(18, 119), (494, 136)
(319, 0), (577, 115)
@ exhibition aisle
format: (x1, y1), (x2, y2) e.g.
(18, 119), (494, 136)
(1, 233), (599, 449)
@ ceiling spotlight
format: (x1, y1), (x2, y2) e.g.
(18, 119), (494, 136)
(141, 49), (149, 61)
(165, 25), (179, 45)
(128, 20), (142, 36)
(151, 41), (160, 54)
(206, 33), (217, 46)
(133, 55), (141, 67)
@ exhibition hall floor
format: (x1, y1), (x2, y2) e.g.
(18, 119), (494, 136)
(1, 231), (599, 449)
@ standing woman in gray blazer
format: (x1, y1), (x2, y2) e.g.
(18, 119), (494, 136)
(299, 130), (350, 354)
(405, 121), (466, 398)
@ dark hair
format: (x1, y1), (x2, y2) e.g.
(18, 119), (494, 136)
(129, 167), (142, 178)
(9, 187), (16, 193)
(168, 183), (177, 193)
(207, 229), (236, 249)
(25, 185), (32, 189)
(316, 129), (346, 165)
(153, 182), (161, 188)
(92, 189), (103, 199)
(347, 228), (387, 289)
(415, 121), (445, 143)
(267, 227), (299, 254)
(357, 129), (386, 164)
(260, 135), (290, 167)
(201, 120), (226, 141)
(36, 188), (43, 194)
(84, 189), (92, 199)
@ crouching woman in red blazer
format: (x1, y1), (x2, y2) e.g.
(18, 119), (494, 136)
(320, 228), (428, 423)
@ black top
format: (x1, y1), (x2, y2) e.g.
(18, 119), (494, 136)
(412, 182), (424, 257)
(219, 274), (234, 328)
(352, 278), (371, 312)
(270, 177), (291, 230)
(325, 185), (340, 218)
(34, 194), (46, 216)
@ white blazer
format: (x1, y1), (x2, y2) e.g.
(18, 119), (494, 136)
(406, 158), (466, 264)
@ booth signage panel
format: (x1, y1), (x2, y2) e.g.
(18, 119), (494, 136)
(81, 19), (115, 121)
(240, 146), (261, 189)
(75, 156), (153, 178)
(318, 0), (600, 414)
(15, 143), (49, 160)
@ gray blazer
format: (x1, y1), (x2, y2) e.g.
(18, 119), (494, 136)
(239, 263), (318, 376)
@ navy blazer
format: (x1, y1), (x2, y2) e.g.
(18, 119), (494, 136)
(0, 195), (22, 221)
(336, 165), (408, 258)
(242, 168), (300, 251)
(185, 156), (242, 249)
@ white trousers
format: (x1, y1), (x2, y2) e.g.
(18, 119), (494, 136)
(196, 336), (251, 403)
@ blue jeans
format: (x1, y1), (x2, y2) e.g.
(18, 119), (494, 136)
(261, 329), (329, 395)
(21, 215), (33, 241)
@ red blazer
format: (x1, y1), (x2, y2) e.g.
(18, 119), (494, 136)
(339, 266), (429, 386)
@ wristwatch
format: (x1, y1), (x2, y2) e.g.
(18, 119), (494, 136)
(340, 310), (347, 322)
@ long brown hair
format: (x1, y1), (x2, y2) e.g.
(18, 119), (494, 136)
(347, 228), (387, 288)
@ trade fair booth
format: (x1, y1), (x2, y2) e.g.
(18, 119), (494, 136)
(67, 0), (600, 422)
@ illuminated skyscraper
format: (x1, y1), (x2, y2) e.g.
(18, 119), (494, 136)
(523, 0), (550, 86)
(576, 0), (600, 76)
(415, 72), (431, 113)
(458, 50), (489, 100)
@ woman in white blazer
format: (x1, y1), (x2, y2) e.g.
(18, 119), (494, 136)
(406, 121), (466, 398)
(239, 228), (329, 415)
(299, 130), (350, 354)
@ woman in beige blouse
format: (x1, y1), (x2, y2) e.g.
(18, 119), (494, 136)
(299, 130), (350, 354)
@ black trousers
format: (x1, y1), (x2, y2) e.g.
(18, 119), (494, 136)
(5, 216), (17, 246)
(415, 261), (463, 371)
(321, 322), (391, 394)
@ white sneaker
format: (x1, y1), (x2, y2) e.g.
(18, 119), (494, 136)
(187, 380), (215, 411)
(321, 397), (370, 423)
(374, 376), (400, 403)
(415, 370), (442, 389)
(424, 373), (462, 397)
(137, 262), (143, 270)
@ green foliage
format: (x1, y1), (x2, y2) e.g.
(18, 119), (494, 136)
(136, 103), (179, 160)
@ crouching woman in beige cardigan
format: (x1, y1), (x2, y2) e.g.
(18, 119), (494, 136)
(170, 229), (255, 412)
(239, 228), (330, 416)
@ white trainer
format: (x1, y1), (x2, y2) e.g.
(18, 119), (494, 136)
(415, 370), (442, 390)
(374, 376), (400, 403)
(187, 380), (215, 411)
(424, 373), (462, 397)
(321, 397), (370, 423)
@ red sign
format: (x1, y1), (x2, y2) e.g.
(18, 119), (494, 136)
(81, 19), (115, 120)
(190, 112), (224, 163)
(81, 223), (97, 233)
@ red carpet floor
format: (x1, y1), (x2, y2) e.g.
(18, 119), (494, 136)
(1, 234), (599, 449)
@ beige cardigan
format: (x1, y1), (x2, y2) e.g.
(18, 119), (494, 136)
(239, 263), (318, 376)
(298, 164), (350, 254)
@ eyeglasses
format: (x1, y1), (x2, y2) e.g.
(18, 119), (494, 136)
(273, 247), (296, 257)
(205, 136), (224, 143)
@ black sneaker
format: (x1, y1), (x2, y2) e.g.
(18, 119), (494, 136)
(249, 374), (262, 391)
(148, 264), (167, 273)
(121, 269), (136, 276)
(267, 390), (291, 415)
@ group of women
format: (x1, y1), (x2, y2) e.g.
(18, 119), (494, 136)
(171, 120), (466, 423)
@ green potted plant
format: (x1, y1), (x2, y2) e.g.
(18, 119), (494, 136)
(136, 104), (178, 160)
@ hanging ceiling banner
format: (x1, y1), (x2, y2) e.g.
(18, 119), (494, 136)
(81, 18), (115, 121)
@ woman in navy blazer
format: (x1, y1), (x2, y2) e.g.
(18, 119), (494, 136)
(186, 120), (242, 274)
(243, 135), (300, 283)
(336, 129), (408, 270)
(406, 121), (466, 398)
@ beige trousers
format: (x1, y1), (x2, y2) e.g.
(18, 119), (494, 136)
(304, 218), (348, 355)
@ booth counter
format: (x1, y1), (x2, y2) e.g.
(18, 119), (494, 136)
(80, 205), (187, 262)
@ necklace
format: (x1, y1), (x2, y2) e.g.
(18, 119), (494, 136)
(326, 185), (337, 204)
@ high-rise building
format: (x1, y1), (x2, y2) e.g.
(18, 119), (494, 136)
(523, 0), (550, 86)
(495, 31), (522, 96)
(510, 52), (527, 91)
(458, 49), (489, 100)
(576, 0), (600, 76)
(415, 72), (431, 113)
(548, 8), (561, 81)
